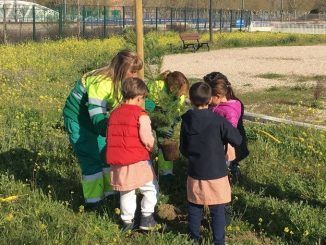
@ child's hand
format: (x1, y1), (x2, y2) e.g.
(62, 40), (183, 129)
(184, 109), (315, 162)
(225, 144), (236, 161)
(145, 143), (154, 152)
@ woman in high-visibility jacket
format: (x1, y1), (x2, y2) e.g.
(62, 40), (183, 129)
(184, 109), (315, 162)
(145, 71), (190, 180)
(63, 50), (143, 209)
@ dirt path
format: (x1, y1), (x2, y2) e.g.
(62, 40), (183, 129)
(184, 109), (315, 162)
(161, 45), (326, 92)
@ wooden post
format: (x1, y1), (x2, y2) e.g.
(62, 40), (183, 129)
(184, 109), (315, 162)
(135, 0), (144, 79)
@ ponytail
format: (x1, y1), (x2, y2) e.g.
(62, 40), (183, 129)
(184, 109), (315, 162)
(204, 72), (238, 101)
(225, 81), (237, 100)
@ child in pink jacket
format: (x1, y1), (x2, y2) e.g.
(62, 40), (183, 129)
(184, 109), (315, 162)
(204, 72), (249, 183)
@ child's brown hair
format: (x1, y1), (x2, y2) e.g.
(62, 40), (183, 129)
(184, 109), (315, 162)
(122, 77), (148, 100)
(160, 70), (189, 97)
(189, 82), (212, 107)
(203, 72), (237, 100)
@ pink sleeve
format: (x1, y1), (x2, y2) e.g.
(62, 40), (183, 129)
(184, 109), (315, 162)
(212, 106), (239, 127)
(139, 115), (155, 151)
(224, 110), (240, 127)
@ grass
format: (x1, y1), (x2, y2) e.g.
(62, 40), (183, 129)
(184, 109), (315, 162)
(256, 73), (326, 83)
(256, 73), (288, 80)
(239, 85), (326, 125)
(1, 32), (326, 244)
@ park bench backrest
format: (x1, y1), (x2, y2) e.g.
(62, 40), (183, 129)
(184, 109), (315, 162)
(180, 33), (200, 42)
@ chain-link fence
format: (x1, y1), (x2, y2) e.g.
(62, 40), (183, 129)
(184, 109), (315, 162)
(1, 3), (325, 43)
(250, 10), (326, 34)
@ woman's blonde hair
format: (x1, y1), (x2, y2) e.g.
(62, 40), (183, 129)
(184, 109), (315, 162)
(86, 50), (143, 98)
(160, 70), (189, 97)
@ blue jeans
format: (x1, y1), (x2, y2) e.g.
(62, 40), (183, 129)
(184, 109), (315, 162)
(188, 202), (226, 245)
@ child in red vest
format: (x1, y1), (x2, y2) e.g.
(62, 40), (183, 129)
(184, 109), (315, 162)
(106, 77), (158, 231)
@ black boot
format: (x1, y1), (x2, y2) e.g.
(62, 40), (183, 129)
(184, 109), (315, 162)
(230, 161), (241, 185)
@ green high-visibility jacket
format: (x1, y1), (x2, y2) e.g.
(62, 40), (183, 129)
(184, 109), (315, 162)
(147, 80), (186, 112)
(63, 74), (121, 137)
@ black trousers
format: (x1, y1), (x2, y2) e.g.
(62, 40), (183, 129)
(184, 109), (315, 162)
(188, 202), (226, 245)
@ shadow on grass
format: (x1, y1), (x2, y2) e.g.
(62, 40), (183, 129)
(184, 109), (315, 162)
(231, 191), (293, 242)
(154, 158), (189, 235)
(239, 174), (325, 209)
(0, 147), (84, 210)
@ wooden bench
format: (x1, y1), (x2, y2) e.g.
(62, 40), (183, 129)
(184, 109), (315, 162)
(179, 33), (210, 52)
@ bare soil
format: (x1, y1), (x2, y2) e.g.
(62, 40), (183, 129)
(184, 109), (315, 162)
(162, 45), (326, 92)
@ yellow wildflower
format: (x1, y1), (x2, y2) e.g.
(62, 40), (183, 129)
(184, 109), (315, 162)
(39, 223), (47, 231)
(5, 213), (14, 222)
(303, 230), (309, 236)
(284, 227), (289, 233)
(227, 225), (232, 231)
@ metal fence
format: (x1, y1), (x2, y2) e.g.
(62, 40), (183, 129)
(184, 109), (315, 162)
(249, 11), (326, 34)
(1, 4), (325, 43)
(0, 4), (252, 43)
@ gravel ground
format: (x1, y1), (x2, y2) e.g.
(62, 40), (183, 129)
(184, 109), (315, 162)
(161, 45), (326, 92)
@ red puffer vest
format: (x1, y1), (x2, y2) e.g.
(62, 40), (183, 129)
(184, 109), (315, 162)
(106, 104), (150, 165)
